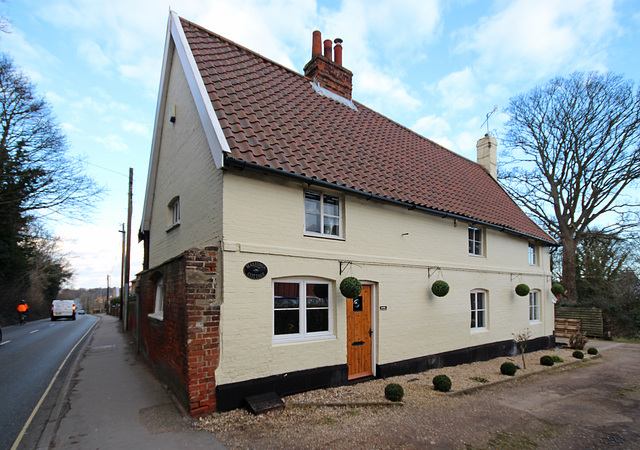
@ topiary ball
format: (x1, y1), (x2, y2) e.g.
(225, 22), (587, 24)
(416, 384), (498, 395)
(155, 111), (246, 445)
(384, 383), (404, 402)
(431, 280), (450, 297)
(500, 362), (518, 376)
(587, 347), (598, 355)
(540, 355), (555, 366)
(433, 374), (452, 392)
(340, 277), (362, 299)
(515, 283), (530, 297)
(551, 283), (565, 296)
(573, 350), (584, 359)
(551, 355), (564, 363)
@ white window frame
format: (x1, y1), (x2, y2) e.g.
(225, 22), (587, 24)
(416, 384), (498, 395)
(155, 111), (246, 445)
(468, 226), (484, 256)
(272, 277), (334, 343)
(304, 190), (343, 239)
(149, 278), (164, 320)
(167, 197), (180, 231)
(529, 290), (541, 322)
(470, 290), (487, 330)
(528, 243), (538, 265)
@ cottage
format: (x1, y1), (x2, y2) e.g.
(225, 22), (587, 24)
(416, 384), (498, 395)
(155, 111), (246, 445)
(138, 11), (557, 415)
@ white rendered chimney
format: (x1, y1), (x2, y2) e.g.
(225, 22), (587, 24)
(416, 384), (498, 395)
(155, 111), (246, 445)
(477, 133), (497, 180)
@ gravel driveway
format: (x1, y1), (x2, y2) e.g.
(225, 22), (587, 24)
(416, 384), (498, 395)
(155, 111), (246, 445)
(197, 342), (640, 449)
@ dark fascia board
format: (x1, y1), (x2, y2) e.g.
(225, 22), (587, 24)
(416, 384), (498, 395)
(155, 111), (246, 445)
(223, 155), (558, 246)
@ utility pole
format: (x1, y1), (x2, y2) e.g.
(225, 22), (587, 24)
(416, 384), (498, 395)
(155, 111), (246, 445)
(123, 168), (133, 331)
(119, 224), (125, 320)
(106, 274), (110, 314)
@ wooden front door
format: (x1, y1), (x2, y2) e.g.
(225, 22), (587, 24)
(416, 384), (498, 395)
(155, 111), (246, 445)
(346, 285), (373, 380)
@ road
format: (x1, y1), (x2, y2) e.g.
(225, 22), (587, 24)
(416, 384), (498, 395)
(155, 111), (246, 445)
(0, 314), (98, 450)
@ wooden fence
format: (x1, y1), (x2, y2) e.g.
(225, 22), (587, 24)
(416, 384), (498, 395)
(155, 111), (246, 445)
(555, 307), (603, 338)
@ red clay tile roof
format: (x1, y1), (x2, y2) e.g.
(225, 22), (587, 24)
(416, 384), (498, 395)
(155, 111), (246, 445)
(181, 18), (555, 244)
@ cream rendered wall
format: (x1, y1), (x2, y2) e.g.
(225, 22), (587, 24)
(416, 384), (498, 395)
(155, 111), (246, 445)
(148, 50), (223, 268)
(216, 170), (554, 385)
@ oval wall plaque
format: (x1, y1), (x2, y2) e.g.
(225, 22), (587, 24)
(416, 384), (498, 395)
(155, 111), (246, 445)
(243, 261), (268, 280)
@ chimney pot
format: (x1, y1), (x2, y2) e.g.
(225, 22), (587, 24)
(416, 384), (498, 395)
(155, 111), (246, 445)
(334, 38), (343, 66)
(312, 30), (322, 57)
(323, 39), (333, 61)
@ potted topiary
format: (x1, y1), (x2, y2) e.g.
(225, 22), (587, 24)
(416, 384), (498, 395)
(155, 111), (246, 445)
(340, 277), (362, 299)
(515, 283), (530, 297)
(431, 280), (450, 297)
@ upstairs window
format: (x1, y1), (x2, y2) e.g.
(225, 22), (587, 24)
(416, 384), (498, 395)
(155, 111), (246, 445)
(468, 226), (483, 256)
(529, 243), (538, 265)
(304, 191), (341, 238)
(167, 196), (180, 230)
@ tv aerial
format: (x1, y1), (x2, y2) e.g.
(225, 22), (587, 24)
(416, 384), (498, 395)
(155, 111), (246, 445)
(481, 106), (498, 135)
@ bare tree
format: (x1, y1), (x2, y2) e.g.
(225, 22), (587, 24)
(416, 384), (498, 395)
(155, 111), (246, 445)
(501, 72), (640, 303)
(0, 54), (102, 218)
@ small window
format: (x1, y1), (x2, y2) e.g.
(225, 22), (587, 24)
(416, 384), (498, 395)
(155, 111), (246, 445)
(304, 191), (341, 238)
(468, 226), (483, 256)
(273, 278), (333, 342)
(470, 290), (487, 329)
(150, 278), (164, 320)
(528, 243), (537, 265)
(167, 197), (180, 230)
(529, 290), (540, 322)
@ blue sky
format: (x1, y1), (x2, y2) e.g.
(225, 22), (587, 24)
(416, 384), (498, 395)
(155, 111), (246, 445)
(2, 0), (639, 288)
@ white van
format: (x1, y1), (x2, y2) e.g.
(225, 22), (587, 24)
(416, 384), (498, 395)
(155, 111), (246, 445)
(51, 300), (76, 321)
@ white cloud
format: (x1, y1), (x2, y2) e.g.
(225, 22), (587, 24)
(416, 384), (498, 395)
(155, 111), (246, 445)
(456, 0), (617, 82)
(122, 120), (150, 137)
(437, 67), (478, 111)
(92, 134), (129, 152)
(78, 40), (112, 71)
(412, 114), (450, 137)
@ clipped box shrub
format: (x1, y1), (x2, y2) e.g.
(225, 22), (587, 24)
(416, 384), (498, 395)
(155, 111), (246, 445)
(384, 383), (404, 402)
(540, 355), (555, 366)
(551, 355), (564, 363)
(587, 347), (598, 355)
(500, 362), (518, 376)
(433, 374), (452, 392)
(573, 350), (584, 359)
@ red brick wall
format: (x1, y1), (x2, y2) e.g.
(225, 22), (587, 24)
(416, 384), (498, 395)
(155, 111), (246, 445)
(136, 246), (219, 415)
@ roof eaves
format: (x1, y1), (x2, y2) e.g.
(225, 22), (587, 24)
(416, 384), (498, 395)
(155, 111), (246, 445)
(224, 155), (558, 246)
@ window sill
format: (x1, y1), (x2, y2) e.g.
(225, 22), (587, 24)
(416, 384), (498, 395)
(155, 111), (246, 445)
(468, 253), (485, 258)
(304, 232), (345, 241)
(272, 334), (336, 345)
(165, 222), (180, 232)
(470, 327), (488, 333)
(148, 312), (164, 321)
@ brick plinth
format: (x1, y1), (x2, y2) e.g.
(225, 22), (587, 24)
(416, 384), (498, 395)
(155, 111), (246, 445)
(137, 246), (219, 415)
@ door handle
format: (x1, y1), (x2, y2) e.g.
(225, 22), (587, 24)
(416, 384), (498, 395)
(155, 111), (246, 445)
(369, 329), (373, 337)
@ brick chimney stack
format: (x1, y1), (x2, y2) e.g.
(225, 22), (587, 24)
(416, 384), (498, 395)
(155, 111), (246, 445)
(304, 31), (353, 100)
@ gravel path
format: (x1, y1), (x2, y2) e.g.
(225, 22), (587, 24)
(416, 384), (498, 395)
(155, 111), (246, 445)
(196, 347), (601, 448)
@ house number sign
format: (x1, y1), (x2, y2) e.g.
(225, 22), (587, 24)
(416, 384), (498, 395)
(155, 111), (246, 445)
(243, 261), (268, 280)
